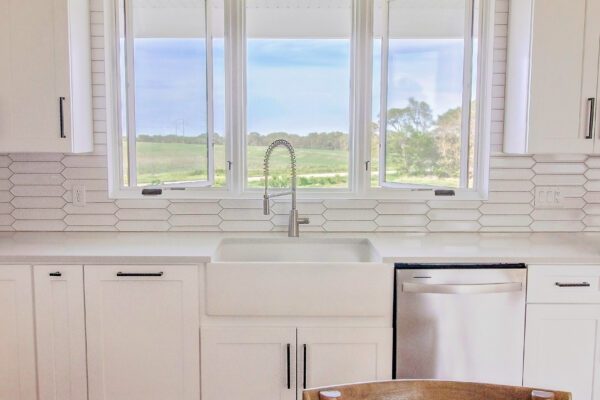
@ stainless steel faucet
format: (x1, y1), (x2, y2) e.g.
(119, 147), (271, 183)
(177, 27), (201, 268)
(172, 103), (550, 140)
(262, 139), (310, 237)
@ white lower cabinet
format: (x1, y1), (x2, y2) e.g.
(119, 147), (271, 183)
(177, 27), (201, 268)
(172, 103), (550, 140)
(201, 327), (297, 400)
(33, 265), (87, 400)
(201, 326), (392, 400)
(297, 328), (392, 399)
(524, 265), (600, 400)
(524, 304), (600, 400)
(0, 266), (37, 400)
(85, 265), (200, 400)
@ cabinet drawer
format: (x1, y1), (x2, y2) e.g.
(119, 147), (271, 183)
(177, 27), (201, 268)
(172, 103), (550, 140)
(528, 265), (600, 303)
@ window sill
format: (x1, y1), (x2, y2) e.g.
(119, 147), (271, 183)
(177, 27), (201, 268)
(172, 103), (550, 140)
(109, 186), (489, 201)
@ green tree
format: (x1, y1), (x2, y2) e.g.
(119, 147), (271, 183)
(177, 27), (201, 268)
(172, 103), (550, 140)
(433, 107), (462, 178)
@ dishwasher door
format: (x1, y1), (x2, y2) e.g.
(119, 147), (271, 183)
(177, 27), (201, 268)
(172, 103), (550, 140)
(395, 265), (526, 385)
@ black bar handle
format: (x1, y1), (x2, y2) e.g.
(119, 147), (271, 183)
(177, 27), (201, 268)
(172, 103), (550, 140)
(117, 272), (164, 277)
(555, 282), (591, 288)
(286, 344), (291, 389)
(49, 272), (62, 277)
(59, 97), (66, 138)
(303, 344), (307, 389)
(587, 98), (596, 139)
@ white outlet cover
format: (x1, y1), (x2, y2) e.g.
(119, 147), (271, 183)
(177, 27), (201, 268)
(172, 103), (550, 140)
(534, 187), (564, 209)
(72, 185), (86, 207)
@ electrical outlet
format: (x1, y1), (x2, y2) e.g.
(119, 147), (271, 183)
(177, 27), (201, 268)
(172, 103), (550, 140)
(534, 187), (564, 209)
(72, 185), (86, 207)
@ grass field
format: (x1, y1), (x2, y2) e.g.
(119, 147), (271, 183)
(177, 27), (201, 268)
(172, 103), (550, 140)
(130, 141), (458, 188)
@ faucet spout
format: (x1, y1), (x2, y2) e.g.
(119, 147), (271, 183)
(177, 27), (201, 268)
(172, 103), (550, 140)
(262, 139), (309, 237)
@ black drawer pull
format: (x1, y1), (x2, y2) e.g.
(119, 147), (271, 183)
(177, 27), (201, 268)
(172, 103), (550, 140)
(59, 97), (66, 138)
(286, 344), (291, 389)
(117, 272), (164, 277)
(555, 282), (591, 288)
(303, 344), (307, 389)
(49, 272), (62, 277)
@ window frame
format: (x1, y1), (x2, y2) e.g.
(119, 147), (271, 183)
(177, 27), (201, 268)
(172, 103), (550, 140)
(104, 0), (494, 200)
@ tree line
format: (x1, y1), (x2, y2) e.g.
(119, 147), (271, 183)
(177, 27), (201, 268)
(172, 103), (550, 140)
(137, 97), (466, 179)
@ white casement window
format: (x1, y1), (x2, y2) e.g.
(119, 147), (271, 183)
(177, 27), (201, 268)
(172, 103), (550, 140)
(114, 0), (226, 189)
(373, 0), (485, 193)
(105, 0), (493, 199)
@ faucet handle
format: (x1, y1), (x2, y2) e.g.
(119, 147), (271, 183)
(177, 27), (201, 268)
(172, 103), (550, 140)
(297, 217), (310, 225)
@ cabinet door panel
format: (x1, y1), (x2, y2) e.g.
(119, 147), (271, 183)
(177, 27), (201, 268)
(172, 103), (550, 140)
(0, 266), (36, 400)
(524, 304), (600, 400)
(528, 0), (594, 153)
(201, 327), (296, 400)
(85, 265), (199, 400)
(297, 327), (392, 399)
(0, 0), (69, 152)
(34, 265), (87, 400)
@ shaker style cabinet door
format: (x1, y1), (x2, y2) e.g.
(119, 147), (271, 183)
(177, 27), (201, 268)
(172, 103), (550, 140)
(0, 266), (36, 400)
(85, 265), (200, 400)
(505, 0), (600, 154)
(296, 327), (392, 399)
(524, 304), (600, 400)
(34, 265), (87, 400)
(0, 0), (92, 153)
(201, 327), (297, 400)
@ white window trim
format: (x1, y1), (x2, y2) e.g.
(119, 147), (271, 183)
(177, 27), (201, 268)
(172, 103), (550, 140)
(104, 0), (493, 201)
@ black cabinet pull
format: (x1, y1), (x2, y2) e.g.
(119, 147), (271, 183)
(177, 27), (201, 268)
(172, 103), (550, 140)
(59, 97), (66, 138)
(116, 272), (164, 277)
(303, 344), (307, 389)
(49, 272), (62, 277)
(587, 98), (596, 139)
(555, 282), (591, 288)
(286, 344), (291, 389)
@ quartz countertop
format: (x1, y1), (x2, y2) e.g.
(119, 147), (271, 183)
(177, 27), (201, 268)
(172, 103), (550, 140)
(0, 232), (599, 265)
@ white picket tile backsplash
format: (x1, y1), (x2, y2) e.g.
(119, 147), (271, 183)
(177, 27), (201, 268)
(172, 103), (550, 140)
(0, 0), (600, 232)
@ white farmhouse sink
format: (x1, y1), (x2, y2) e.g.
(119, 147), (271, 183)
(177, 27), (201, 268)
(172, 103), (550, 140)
(206, 237), (392, 318)
(213, 237), (381, 263)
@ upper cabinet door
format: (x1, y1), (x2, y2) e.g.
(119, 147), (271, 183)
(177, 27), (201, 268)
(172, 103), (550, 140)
(297, 327), (392, 399)
(0, 266), (37, 400)
(85, 265), (200, 400)
(201, 327), (297, 400)
(34, 265), (87, 400)
(505, 0), (600, 154)
(0, 0), (92, 153)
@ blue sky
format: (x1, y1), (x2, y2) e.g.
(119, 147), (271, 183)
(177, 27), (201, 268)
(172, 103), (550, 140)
(133, 38), (464, 136)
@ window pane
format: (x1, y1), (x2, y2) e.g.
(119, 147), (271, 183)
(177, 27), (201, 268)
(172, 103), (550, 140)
(125, 0), (210, 187)
(382, 0), (473, 188)
(246, 0), (352, 189)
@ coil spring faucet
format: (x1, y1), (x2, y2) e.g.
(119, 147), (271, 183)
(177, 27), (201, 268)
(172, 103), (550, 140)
(263, 139), (310, 237)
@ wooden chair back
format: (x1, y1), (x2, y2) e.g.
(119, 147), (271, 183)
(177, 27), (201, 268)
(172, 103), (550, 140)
(302, 380), (571, 400)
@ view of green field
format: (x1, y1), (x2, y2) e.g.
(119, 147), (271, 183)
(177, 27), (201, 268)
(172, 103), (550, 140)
(124, 100), (464, 189)
(131, 141), (352, 188)
(129, 141), (458, 189)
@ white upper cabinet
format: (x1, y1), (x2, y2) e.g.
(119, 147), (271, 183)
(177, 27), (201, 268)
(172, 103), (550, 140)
(34, 265), (87, 400)
(85, 265), (200, 400)
(505, 0), (600, 154)
(0, 266), (37, 400)
(0, 0), (93, 153)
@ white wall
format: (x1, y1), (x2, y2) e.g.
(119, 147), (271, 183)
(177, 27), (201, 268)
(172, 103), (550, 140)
(0, 0), (598, 233)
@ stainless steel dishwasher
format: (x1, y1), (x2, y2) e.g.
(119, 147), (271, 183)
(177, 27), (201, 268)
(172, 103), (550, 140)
(395, 263), (527, 386)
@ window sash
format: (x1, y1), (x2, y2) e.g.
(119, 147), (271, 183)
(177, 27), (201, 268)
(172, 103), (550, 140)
(377, 0), (479, 191)
(118, 0), (215, 189)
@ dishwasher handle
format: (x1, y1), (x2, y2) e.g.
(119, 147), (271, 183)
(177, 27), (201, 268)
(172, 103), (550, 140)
(402, 281), (523, 294)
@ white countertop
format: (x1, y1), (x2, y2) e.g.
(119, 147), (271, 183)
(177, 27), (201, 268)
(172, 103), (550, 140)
(0, 232), (599, 264)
